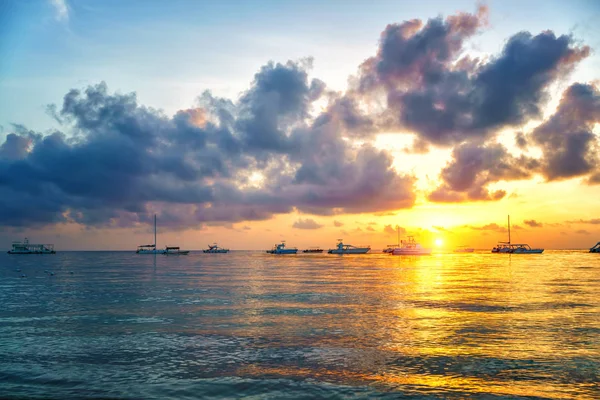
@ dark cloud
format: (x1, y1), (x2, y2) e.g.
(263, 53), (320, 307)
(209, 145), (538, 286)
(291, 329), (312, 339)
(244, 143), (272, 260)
(575, 229), (591, 235)
(530, 83), (600, 181)
(467, 223), (507, 233)
(428, 142), (539, 202)
(366, 226), (376, 232)
(333, 220), (344, 227)
(292, 218), (323, 230)
(358, 5), (589, 145)
(0, 62), (417, 229)
(523, 219), (543, 228)
(566, 218), (600, 225)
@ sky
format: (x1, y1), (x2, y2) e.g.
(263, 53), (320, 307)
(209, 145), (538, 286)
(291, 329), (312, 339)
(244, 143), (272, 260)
(1, 0), (600, 250)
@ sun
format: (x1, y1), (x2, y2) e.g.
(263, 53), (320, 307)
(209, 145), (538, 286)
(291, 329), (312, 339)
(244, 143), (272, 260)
(435, 238), (444, 247)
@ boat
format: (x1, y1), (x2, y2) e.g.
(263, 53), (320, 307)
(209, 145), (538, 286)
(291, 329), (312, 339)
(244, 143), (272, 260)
(136, 215), (189, 254)
(203, 243), (229, 253)
(383, 225), (402, 253)
(510, 244), (544, 254)
(454, 246), (474, 253)
(164, 246), (189, 255)
(391, 236), (431, 255)
(328, 240), (370, 254)
(266, 241), (298, 254)
(302, 247), (324, 253)
(491, 215), (544, 254)
(590, 242), (600, 253)
(7, 238), (56, 254)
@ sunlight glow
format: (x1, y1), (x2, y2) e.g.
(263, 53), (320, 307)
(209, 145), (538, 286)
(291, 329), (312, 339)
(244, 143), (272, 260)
(435, 238), (443, 247)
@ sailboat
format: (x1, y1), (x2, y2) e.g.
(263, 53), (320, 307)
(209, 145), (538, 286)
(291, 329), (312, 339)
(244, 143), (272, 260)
(136, 215), (189, 255)
(383, 225), (401, 253)
(491, 215), (544, 254)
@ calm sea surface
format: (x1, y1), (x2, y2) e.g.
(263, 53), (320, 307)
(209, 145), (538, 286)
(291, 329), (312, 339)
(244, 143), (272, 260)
(0, 251), (598, 399)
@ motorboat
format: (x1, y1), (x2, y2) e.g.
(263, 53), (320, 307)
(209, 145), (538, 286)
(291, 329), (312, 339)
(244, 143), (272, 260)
(510, 244), (544, 254)
(454, 246), (474, 253)
(164, 246), (190, 255)
(328, 240), (370, 254)
(8, 238), (56, 254)
(203, 243), (229, 253)
(391, 236), (431, 255)
(590, 242), (600, 253)
(266, 241), (298, 254)
(302, 247), (324, 253)
(491, 215), (543, 254)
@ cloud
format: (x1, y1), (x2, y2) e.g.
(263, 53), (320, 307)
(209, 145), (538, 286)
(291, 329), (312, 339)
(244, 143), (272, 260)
(523, 219), (543, 228)
(0, 61), (417, 229)
(530, 83), (600, 182)
(432, 226), (448, 232)
(384, 224), (406, 236)
(566, 218), (600, 225)
(428, 142), (539, 202)
(333, 220), (344, 227)
(366, 226), (376, 231)
(292, 218), (323, 230)
(50, 0), (69, 22)
(575, 229), (591, 235)
(357, 5), (589, 146)
(467, 223), (507, 233)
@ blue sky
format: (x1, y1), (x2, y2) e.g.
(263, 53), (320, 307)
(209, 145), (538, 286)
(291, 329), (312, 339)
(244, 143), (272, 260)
(1, 0), (599, 133)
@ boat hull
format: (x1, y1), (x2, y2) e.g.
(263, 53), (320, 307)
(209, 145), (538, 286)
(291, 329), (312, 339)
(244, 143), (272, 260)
(512, 249), (544, 254)
(8, 250), (56, 254)
(136, 249), (166, 254)
(203, 249), (229, 253)
(302, 249), (323, 253)
(165, 250), (190, 255)
(328, 248), (370, 254)
(266, 249), (298, 254)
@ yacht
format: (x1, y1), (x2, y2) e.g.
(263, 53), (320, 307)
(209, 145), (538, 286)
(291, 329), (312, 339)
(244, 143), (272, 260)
(203, 243), (229, 253)
(266, 241), (298, 254)
(590, 242), (600, 253)
(454, 246), (474, 253)
(491, 215), (544, 254)
(8, 238), (56, 254)
(328, 240), (370, 254)
(391, 236), (431, 255)
(511, 244), (544, 254)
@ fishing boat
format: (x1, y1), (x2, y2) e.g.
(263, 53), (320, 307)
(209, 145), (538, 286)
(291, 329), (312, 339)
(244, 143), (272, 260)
(266, 241), (298, 254)
(164, 246), (190, 255)
(391, 236), (431, 255)
(454, 246), (474, 253)
(203, 243), (229, 253)
(302, 247), (324, 253)
(328, 240), (370, 254)
(7, 238), (56, 254)
(491, 215), (544, 254)
(590, 242), (600, 253)
(510, 244), (544, 254)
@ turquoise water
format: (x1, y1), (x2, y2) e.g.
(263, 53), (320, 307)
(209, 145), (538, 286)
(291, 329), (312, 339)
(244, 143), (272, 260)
(1, 251), (598, 399)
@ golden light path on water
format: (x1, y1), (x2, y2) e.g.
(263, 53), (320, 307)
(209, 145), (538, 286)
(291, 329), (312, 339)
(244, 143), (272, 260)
(0, 250), (598, 398)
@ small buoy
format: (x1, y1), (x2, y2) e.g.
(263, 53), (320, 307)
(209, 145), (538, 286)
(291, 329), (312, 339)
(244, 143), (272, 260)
(44, 270), (49, 273)
(16, 268), (21, 272)
(20, 274), (26, 278)
(50, 272), (55, 276)
(69, 271), (73, 274)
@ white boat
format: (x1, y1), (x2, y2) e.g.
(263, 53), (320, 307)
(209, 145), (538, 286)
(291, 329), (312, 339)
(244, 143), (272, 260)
(454, 246), (474, 253)
(203, 243), (229, 253)
(164, 246), (190, 255)
(8, 238), (56, 254)
(491, 215), (544, 254)
(510, 244), (544, 254)
(391, 236), (431, 255)
(266, 241), (298, 254)
(590, 242), (600, 253)
(328, 240), (370, 254)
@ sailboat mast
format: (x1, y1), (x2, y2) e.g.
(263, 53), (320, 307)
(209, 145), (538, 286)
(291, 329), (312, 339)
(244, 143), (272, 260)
(397, 225), (400, 246)
(508, 215), (511, 244)
(154, 214), (157, 248)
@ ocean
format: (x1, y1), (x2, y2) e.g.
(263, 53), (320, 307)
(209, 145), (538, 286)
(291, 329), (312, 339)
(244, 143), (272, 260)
(0, 251), (598, 399)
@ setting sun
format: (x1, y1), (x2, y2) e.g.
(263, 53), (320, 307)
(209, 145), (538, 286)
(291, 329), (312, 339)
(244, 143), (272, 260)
(435, 238), (444, 247)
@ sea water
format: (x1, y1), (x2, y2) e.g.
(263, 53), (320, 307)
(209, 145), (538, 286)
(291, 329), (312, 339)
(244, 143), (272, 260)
(0, 251), (598, 399)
